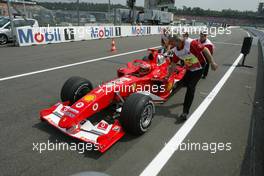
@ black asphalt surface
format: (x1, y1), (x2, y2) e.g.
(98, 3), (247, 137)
(0, 29), (262, 176)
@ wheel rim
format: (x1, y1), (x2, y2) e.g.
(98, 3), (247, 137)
(0, 35), (7, 45)
(140, 104), (153, 129)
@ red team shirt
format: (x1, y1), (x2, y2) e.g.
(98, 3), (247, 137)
(196, 38), (215, 55)
(172, 38), (206, 71)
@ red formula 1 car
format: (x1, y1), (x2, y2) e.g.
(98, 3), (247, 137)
(40, 49), (186, 153)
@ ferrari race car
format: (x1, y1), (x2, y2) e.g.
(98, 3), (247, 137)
(40, 49), (186, 153)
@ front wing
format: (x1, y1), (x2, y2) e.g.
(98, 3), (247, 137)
(40, 103), (125, 153)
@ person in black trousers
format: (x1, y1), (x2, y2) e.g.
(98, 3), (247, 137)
(168, 35), (218, 122)
(196, 32), (215, 79)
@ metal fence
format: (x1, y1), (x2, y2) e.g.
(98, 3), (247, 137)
(247, 28), (264, 46)
(246, 28), (264, 59)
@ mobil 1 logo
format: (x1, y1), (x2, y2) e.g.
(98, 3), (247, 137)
(64, 28), (75, 41)
(115, 27), (121, 37)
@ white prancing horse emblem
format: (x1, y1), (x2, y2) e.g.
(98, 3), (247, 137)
(76, 102), (84, 108)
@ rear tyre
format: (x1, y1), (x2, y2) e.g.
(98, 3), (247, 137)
(120, 93), (155, 135)
(61, 76), (93, 105)
(0, 34), (8, 45)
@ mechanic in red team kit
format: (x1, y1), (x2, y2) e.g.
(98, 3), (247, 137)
(197, 32), (215, 79)
(168, 34), (218, 122)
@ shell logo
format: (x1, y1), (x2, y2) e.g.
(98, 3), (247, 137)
(166, 82), (173, 91)
(132, 83), (137, 91)
(83, 94), (96, 102)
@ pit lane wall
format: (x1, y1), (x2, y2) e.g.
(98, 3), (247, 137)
(15, 25), (204, 47)
(16, 26), (155, 46)
(246, 28), (264, 58)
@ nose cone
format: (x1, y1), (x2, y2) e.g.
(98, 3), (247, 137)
(58, 116), (75, 129)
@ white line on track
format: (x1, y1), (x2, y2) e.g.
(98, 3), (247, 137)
(0, 46), (159, 82)
(140, 53), (245, 176)
(140, 54), (243, 176)
(139, 30), (251, 176)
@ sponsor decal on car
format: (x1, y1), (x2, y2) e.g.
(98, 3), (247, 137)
(105, 77), (132, 87)
(97, 121), (109, 131)
(92, 103), (99, 111)
(112, 126), (120, 132)
(132, 83), (137, 90)
(166, 82), (173, 91)
(64, 111), (76, 118)
(83, 94), (96, 102)
(115, 77), (132, 84)
(75, 102), (84, 108)
(62, 106), (79, 114)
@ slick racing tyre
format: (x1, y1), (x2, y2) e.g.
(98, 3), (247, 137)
(120, 93), (155, 135)
(61, 76), (93, 105)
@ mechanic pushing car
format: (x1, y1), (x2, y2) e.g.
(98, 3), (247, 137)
(168, 34), (218, 122)
(197, 32), (215, 79)
(160, 28), (171, 54)
(143, 31), (169, 61)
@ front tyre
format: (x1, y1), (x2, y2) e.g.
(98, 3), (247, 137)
(120, 93), (155, 135)
(61, 76), (93, 105)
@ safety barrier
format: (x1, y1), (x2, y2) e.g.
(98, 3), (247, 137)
(246, 28), (264, 45)
(15, 25), (206, 47)
(246, 28), (264, 58)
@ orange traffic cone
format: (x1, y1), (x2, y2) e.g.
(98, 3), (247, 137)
(111, 39), (117, 52)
